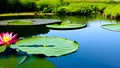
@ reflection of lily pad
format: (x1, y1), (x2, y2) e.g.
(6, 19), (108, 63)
(7, 20), (33, 25)
(19, 56), (56, 68)
(102, 24), (120, 32)
(0, 46), (6, 53)
(11, 36), (79, 56)
(46, 24), (86, 30)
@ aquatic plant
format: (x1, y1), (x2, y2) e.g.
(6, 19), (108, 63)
(0, 32), (19, 47)
(0, 32), (79, 57)
(11, 36), (79, 56)
(102, 24), (120, 32)
(0, 32), (19, 52)
(46, 23), (86, 30)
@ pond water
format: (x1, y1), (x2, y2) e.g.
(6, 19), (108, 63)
(0, 15), (120, 68)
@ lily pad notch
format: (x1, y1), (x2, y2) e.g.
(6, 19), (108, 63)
(102, 24), (120, 32)
(11, 36), (79, 57)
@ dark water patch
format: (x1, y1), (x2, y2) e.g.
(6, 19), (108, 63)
(0, 25), (49, 37)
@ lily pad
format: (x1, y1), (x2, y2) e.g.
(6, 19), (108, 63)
(11, 36), (79, 56)
(19, 56), (56, 68)
(102, 24), (120, 32)
(46, 24), (86, 30)
(7, 20), (33, 25)
(0, 46), (6, 53)
(0, 56), (55, 68)
(0, 56), (27, 68)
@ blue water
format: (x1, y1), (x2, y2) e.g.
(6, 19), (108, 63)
(41, 20), (120, 68)
(0, 16), (120, 68)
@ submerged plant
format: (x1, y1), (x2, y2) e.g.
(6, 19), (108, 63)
(0, 32), (19, 47)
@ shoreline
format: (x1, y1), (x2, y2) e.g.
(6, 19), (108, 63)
(0, 12), (55, 17)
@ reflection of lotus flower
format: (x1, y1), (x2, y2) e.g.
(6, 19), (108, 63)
(0, 32), (19, 47)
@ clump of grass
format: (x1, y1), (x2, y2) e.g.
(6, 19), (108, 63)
(55, 3), (108, 15)
(36, 0), (60, 12)
(103, 4), (120, 19)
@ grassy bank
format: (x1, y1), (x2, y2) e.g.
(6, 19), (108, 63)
(0, 12), (55, 17)
(0, 0), (120, 19)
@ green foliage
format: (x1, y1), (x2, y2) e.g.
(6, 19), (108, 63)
(19, 0), (37, 12)
(55, 3), (108, 15)
(0, 0), (37, 13)
(36, 0), (60, 12)
(0, 0), (119, 18)
(104, 5), (120, 18)
(53, 6), (68, 14)
(67, 3), (94, 15)
(90, 3), (108, 13)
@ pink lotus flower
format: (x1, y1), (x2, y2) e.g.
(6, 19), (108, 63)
(0, 32), (19, 47)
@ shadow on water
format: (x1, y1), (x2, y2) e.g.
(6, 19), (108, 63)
(0, 25), (49, 37)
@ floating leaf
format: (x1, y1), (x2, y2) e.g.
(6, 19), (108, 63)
(0, 56), (27, 68)
(102, 24), (120, 32)
(7, 20), (33, 25)
(11, 36), (79, 56)
(0, 46), (6, 53)
(0, 19), (61, 25)
(19, 56), (56, 68)
(46, 24), (86, 30)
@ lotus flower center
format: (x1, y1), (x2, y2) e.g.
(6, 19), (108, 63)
(3, 36), (10, 43)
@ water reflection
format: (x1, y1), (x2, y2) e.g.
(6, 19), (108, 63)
(41, 15), (94, 24)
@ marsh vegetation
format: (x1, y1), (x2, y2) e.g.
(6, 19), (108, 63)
(0, 0), (120, 19)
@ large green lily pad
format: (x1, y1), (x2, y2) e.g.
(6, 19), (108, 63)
(0, 19), (61, 25)
(7, 20), (33, 25)
(0, 56), (55, 68)
(19, 56), (56, 68)
(0, 56), (27, 68)
(11, 36), (79, 56)
(46, 24), (86, 30)
(102, 24), (120, 32)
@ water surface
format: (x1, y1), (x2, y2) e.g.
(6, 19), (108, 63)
(0, 15), (120, 68)
(42, 15), (120, 68)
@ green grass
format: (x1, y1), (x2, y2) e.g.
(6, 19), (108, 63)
(104, 4), (120, 17)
